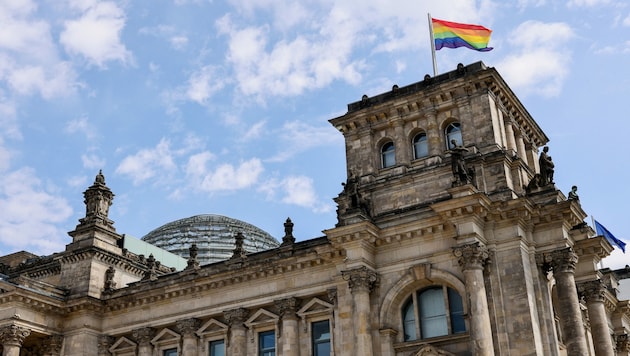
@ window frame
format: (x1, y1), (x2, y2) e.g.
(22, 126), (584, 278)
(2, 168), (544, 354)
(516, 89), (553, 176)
(412, 131), (429, 160)
(162, 348), (178, 356)
(381, 141), (396, 168)
(445, 122), (463, 149)
(258, 329), (276, 356)
(401, 285), (466, 341)
(311, 319), (332, 356)
(208, 338), (225, 356)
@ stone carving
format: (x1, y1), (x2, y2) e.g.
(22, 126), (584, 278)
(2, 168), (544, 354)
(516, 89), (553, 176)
(78, 170), (115, 229)
(578, 280), (606, 303)
(224, 308), (249, 328)
(131, 327), (155, 346)
(275, 297), (299, 319)
(453, 242), (490, 270)
(98, 335), (115, 356)
(414, 343), (456, 356)
(341, 171), (371, 216)
(539, 248), (578, 274)
(186, 243), (200, 270)
(231, 232), (247, 259)
(103, 266), (116, 292)
(327, 287), (338, 306)
(280, 218), (295, 247)
(448, 139), (473, 186)
(40, 334), (64, 355)
(0, 324), (31, 346)
(176, 318), (201, 336)
(568, 185), (579, 201)
(342, 266), (378, 294)
(142, 254), (158, 281)
(538, 146), (555, 186)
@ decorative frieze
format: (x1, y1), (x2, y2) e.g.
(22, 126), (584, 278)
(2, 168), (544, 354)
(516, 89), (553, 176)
(342, 266), (378, 294)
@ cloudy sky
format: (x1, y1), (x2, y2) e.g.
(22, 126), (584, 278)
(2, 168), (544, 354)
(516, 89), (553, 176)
(1, 0), (628, 268)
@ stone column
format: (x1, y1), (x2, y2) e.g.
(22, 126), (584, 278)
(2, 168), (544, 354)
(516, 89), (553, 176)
(579, 280), (615, 356)
(0, 324), (31, 356)
(425, 109), (441, 156)
(453, 242), (494, 356)
(543, 248), (589, 355)
(342, 266), (378, 356)
(225, 308), (249, 356)
(393, 117), (408, 165)
(132, 327), (155, 356)
(97, 335), (115, 356)
(515, 133), (527, 162)
(41, 334), (64, 356)
(177, 318), (201, 356)
(503, 119), (517, 153)
(275, 297), (300, 356)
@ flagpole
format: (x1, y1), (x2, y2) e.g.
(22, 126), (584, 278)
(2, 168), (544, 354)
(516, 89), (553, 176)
(428, 13), (438, 76)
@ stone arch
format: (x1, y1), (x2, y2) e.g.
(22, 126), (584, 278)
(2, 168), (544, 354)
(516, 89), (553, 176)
(378, 263), (466, 340)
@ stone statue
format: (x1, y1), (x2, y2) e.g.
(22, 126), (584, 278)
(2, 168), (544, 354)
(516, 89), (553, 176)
(104, 266), (116, 291)
(448, 139), (470, 185)
(568, 185), (579, 200)
(538, 146), (554, 185)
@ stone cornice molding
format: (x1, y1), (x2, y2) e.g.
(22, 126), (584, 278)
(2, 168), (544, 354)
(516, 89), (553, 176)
(0, 324), (31, 346)
(342, 266), (378, 294)
(453, 242), (489, 271)
(0, 286), (66, 316)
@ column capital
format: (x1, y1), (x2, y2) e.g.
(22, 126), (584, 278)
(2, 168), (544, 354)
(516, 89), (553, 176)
(578, 279), (606, 303)
(539, 247), (578, 274)
(275, 297), (299, 320)
(617, 334), (630, 352)
(0, 324), (31, 347)
(453, 242), (489, 270)
(42, 334), (64, 355)
(132, 327), (155, 346)
(224, 307), (249, 328)
(342, 266), (378, 294)
(98, 335), (115, 356)
(176, 318), (201, 336)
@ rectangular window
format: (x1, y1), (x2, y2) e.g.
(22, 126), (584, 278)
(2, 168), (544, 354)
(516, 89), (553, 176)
(258, 330), (275, 356)
(209, 339), (225, 356)
(312, 320), (331, 356)
(163, 348), (177, 356)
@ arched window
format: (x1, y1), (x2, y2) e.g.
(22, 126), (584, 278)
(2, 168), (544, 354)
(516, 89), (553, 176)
(412, 132), (428, 159)
(445, 122), (462, 149)
(401, 286), (465, 341)
(381, 141), (395, 168)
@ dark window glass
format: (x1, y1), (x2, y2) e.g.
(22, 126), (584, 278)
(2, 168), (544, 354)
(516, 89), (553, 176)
(312, 320), (331, 356)
(163, 349), (177, 356)
(259, 330), (275, 356)
(209, 339), (225, 356)
(382, 142), (395, 168)
(402, 298), (417, 341)
(413, 132), (428, 159)
(446, 122), (462, 149)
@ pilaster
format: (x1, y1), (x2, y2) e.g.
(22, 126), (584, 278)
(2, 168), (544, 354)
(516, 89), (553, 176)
(342, 266), (378, 356)
(224, 307), (249, 356)
(132, 327), (155, 356)
(275, 297), (300, 356)
(177, 318), (201, 356)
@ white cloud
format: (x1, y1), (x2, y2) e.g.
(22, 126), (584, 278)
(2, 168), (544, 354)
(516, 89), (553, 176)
(623, 13), (630, 27)
(115, 139), (177, 185)
(198, 158), (264, 192)
(268, 121), (342, 162)
(81, 153), (106, 169)
(259, 175), (332, 213)
(65, 116), (98, 140)
(567, 0), (610, 7)
(0, 167), (73, 255)
(497, 21), (574, 97)
(60, 1), (133, 67)
(242, 120), (266, 141)
(185, 65), (227, 104)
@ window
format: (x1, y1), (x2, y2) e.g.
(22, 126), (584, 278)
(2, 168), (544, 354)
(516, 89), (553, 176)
(163, 348), (177, 356)
(401, 286), (465, 341)
(412, 132), (428, 159)
(381, 141), (395, 168)
(259, 330), (275, 356)
(445, 122), (462, 149)
(312, 320), (331, 356)
(209, 339), (225, 356)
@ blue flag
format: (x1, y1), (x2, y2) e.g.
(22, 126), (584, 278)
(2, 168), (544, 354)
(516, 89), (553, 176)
(594, 220), (626, 253)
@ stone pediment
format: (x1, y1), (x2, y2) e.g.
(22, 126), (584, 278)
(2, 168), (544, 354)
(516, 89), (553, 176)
(109, 336), (136, 354)
(244, 308), (279, 328)
(296, 297), (333, 317)
(196, 318), (228, 337)
(414, 344), (455, 356)
(151, 328), (180, 345)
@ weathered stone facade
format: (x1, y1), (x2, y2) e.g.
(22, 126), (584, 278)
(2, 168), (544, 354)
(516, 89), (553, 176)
(0, 62), (628, 355)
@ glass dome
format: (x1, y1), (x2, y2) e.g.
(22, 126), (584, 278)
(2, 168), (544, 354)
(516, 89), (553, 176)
(141, 214), (280, 265)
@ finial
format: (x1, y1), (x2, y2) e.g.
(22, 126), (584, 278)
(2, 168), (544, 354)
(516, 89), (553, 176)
(281, 217), (295, 246)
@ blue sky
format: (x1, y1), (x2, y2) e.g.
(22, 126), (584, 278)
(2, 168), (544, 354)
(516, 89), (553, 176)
(0, 0), (628, 269)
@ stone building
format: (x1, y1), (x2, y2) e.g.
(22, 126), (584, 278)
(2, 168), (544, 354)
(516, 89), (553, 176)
(0, 62), (628, 356)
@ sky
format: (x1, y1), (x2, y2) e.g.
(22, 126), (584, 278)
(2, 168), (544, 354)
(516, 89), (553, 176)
(0, 0), (628, 270)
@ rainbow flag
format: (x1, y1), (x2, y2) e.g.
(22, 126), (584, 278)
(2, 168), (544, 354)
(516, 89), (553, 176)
(432, 18), (493, 52)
